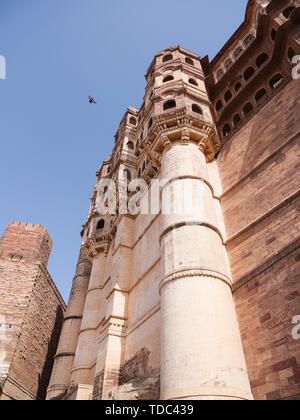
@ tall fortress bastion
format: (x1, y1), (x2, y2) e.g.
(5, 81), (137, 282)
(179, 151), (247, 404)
(47, 0), (300, 401)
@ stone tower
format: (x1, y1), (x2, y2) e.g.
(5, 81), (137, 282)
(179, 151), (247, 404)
(0, 222), (66, 400)
(48, 0), (300, 401)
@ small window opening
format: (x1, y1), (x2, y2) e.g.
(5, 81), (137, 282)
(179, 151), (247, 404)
(97, 219), (105, 230)
(244, 67), (255, 81)
(216, 100), (223, 111)
(163, 75), (174, 83)
(256, 53), (268, 68)
(233, 114), (242, 127)
(224, 90), (232, 103)
(189, 78), (198, 86)
(269, 74), (284, 89)
(163, 100), (176, 111)
(163, 54), (173, 63)
(192, 104), (203, 115)
(185, 57), (194, 66)
(283, 6), (295, 19)
(223, 124), (231, 137)
(255, 88), (267, 103)
(243, 102), (254, 116)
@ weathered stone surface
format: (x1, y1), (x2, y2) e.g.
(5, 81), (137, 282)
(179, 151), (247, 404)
(108, 375), (160, 401)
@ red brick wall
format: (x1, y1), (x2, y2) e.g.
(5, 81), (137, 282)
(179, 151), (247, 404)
(0, 222), (65, 400)
(217, 79), (300, 400)
(8, 265), (65, 400)
(233, 241), (300, 400)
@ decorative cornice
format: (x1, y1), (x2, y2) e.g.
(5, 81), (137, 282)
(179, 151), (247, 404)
(159, 268), (232, 295)
(149, 107), (220, 162)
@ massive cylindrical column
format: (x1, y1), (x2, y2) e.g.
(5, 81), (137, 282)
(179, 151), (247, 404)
(70, 250), (106, 385)
(46, 246), (91, 400)
(160, 141), (253, 400)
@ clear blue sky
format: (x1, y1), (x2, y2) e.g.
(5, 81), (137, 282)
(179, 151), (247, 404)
(0, 0), (248, 302)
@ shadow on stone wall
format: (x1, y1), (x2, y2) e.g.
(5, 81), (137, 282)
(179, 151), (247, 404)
(37, 306), (64, 400)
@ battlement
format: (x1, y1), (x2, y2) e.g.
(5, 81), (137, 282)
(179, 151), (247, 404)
(0, 221), (53, 266)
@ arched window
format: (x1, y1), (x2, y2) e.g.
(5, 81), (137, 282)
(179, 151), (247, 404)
(233, 114), (242, 127)
(188, 78), (198, 86)
(244, 67), (255, 81)
(234, 82), (242, 92)
(282, 6), (295, 19)
(216, 69), (224, 80)
(224, 90), (232, 103)
(127, 141), (134, 150)
(223, 124), (231, 137)
(269, 74), (284, 89)
(96, 219), (105, 230)
(148, 118), (153, 129)
(288, 47), (296, 63)
(244, 34), (255, 47)
(234, 47), (244, 60)
(163, 75), (174, 83)
(163, 100), (176, 111)
(185, 57), (194, 66)
(225, 59), (233, 70)
(256, 53), (268, 68)
(192, 104), (203, 115)
(271, 29), (277, 41)
(216, 100), (223, 111)
(255, 88), (267, 103)
(163, 54), (173, 63)
(129, 117), (137, 126)
(243, 102), (254, 116)
(142, 161), (146, 172)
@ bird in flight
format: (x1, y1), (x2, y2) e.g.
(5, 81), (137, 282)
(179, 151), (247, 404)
(89, 96), (97, 104)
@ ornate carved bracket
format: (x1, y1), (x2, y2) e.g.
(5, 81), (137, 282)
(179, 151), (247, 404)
(85, 234), (112, 259)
